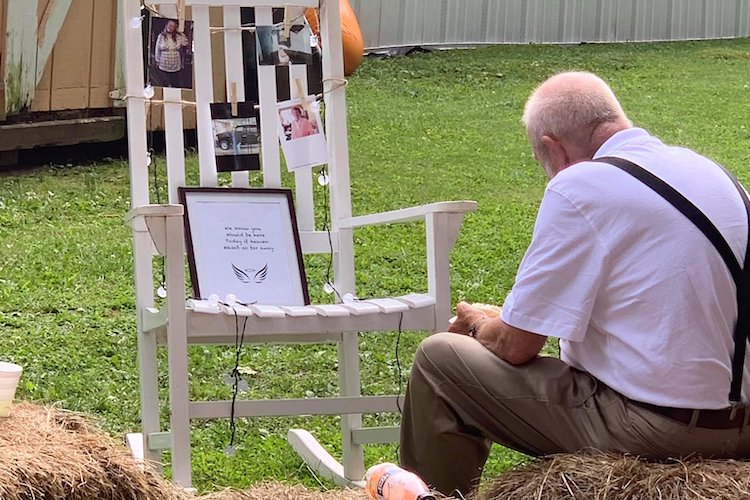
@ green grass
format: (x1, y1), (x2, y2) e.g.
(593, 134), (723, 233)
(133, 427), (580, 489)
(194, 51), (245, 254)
(2, 38), (750, 492)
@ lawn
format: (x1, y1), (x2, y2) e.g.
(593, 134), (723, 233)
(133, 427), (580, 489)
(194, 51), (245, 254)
(1, 38), (750, 493)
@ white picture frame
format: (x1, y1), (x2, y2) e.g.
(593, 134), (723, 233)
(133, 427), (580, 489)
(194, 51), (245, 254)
(179, 187), (310, 305)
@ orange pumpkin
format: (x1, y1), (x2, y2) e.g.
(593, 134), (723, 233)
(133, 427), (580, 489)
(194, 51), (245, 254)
(305, 0), (364, 76)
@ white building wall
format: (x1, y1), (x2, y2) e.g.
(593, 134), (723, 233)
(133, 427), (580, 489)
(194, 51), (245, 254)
(349, 0), (750, 50)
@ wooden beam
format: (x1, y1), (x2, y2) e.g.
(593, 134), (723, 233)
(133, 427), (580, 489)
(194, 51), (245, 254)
(0, 115), (125, 150)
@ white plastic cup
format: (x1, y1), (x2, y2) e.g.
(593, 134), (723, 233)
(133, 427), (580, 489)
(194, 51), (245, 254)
(0, 362), (23, 417)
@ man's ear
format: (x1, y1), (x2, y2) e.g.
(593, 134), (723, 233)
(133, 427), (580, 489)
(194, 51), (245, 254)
(540, 135), (570, 175)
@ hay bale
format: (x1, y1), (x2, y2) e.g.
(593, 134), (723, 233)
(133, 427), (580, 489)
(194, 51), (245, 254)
(0, 401), (435, 500)
(201, 482), (368, 499)
(0, 402), (395, 500)
(0, 402), (181, 500)
(205, 481), (458, 500)
(479, 451), (750, 500)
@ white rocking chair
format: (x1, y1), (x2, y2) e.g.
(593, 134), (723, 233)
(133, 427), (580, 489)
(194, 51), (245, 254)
(121, 0), (476, 489)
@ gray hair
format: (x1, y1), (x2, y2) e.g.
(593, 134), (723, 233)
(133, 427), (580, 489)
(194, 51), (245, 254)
(523, 72), (631, 154)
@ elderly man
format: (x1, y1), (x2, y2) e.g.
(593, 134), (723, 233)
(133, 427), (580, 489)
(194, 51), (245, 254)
(399, 71), (750, 496)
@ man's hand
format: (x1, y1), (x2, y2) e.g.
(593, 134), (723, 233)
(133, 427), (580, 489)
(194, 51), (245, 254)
(448, 302), (493, 336)
(448, 301), (547, 365)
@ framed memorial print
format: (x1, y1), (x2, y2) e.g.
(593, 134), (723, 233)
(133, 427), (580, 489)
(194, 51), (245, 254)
(179, 187), (310, 305)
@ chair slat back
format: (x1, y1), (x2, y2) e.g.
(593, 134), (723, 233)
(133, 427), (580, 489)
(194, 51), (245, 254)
(124, 0), (356, 294)
(192, 4), (219, 187)
(222, 5), (251, 188)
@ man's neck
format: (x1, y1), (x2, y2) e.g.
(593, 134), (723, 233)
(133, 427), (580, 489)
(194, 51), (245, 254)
(586, 121), (632, 159)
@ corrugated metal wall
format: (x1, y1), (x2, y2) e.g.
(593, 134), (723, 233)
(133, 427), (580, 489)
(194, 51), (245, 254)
(350, 0), (750, 50)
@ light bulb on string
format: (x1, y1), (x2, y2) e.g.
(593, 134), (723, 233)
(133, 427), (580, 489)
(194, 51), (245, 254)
(318, 171), (329, 186)
(323, 282), (334, 294)
(146, 151), (152, 167)
(143, 84), (155, 99)
(156, 286), (167, 298)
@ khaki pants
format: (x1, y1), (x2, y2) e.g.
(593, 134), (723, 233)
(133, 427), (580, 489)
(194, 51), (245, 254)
(399, 332), (750, 496)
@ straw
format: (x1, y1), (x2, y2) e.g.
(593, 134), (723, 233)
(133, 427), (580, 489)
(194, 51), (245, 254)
(476, 450), (750, 500)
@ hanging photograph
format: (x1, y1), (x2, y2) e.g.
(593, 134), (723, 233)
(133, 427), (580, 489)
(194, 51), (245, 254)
(255, 24), (314, 66)
(276, 98), (328, 171)
(180, 187), (310, 306)
(210, 102), (261, 172)
(147, 16), (194, 89)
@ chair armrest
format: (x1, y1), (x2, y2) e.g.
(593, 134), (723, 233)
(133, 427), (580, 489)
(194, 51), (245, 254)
(125, 204), (184, 227)
(125, 204), (184, 256)
(341, 200), (477, 330)
(338, 201), (477, 229)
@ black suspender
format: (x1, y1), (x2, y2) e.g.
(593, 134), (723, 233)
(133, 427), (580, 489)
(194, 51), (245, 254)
(591, 156), (750, 407)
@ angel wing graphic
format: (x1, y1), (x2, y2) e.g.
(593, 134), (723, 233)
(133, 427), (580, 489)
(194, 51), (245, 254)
(253, 263), (268, 283)
(232, 263), (269, 284)
(232, 263), (254, 283)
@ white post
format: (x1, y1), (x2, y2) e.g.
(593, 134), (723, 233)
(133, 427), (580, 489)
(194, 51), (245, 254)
(165, 210), (192, 487)
(256, 7), (282, 188)
(290, 59), (315, 231)
(320, 0), (355, 294)
(133, 232), (162, 467)
(159, 4), (187, 204)
(338, 331), (365, 480)
(320, 0), (353, 225)
(223, 5), (251, 188)
(426, 212), (465, 330)
(121, 0), (150, 207)
(320, 0), (362, 480)
(121, 0), (161, 467)
(192, 5), (218, 187)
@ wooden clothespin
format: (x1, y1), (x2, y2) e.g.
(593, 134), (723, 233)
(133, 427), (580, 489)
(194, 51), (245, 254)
(177, 0), (186, 32)
(229, 82), (238, 117)
(283, 5), (292, 39)
(294, 78), (312, 116)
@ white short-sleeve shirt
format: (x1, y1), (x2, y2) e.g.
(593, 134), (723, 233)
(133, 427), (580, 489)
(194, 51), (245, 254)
(502, 128), (749, 409)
